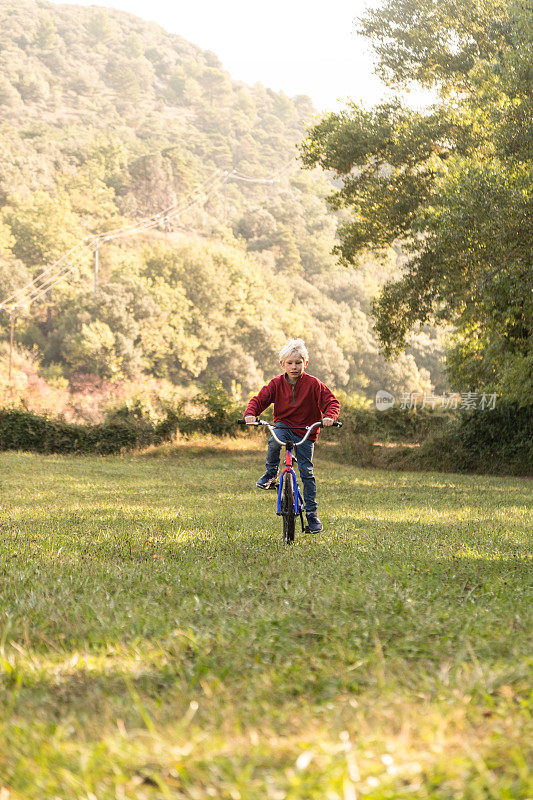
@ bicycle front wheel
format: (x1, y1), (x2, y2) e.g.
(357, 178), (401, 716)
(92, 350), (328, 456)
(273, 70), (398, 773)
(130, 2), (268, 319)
(281, 473), (296, 544)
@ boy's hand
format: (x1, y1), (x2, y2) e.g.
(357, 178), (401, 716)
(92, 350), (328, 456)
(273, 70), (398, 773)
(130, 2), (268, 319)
(244, 415), (256, 424)
(322, 417), (334, 427)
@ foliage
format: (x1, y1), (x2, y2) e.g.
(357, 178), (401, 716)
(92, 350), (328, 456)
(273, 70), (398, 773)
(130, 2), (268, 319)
(419, 402), (533, 475)
(336, 403), (454, 466)
(341, 404), (453, 442)
(300, 0), (531, 401)
(2, 190), (84, 268)
(358, 0), (513, 89)
(197, 379), (241, 436)
(0, 219), (28, 291)
(335, 401), (533, 476)
(0, 381), (242, 452)
(0, 408), (150, 454)
(0, 0), (446, 400)
(0, 342), (194, 424)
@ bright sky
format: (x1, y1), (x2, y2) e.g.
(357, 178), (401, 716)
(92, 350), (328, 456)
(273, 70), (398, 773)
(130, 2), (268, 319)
(47, 0), (400, 112)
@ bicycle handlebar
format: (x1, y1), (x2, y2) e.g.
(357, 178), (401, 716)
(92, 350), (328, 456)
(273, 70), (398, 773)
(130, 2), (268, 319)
(237, 418), (342, 446)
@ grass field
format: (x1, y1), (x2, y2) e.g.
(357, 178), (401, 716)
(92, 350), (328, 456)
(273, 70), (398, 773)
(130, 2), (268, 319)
(0, 439), (531, 799)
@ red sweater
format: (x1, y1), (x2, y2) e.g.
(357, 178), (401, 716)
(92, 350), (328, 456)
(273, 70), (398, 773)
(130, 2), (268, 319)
(243, 372), (340, 441)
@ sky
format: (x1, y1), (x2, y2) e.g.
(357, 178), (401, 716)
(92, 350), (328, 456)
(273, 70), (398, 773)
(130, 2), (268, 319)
(45, 0), (403, 113)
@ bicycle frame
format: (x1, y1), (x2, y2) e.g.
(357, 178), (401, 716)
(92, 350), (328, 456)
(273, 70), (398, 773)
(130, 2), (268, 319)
(242, 419), (323, 523)
(277, 450), (301, 518)
(274, 423), (321, 521)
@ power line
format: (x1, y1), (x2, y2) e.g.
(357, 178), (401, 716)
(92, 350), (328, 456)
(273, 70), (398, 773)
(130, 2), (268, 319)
(12, 242), (100, 307)
(97, 169), (224, 241)
(0, 160), (296, 313)
(0, 239), (96, 309)
(0, 170), (224, 312)
(230, 159), (295, 183)
(21, 249), (97, 307)
(0, 175), (224, 312)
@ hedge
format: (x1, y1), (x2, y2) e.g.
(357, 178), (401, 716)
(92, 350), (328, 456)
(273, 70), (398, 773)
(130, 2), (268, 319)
(336, 403), (532, 476)
(419, 402), (533, 475)
(339, 405), (453, 444)
(1, 402), (530, 475)
(0, 409), (164, 454)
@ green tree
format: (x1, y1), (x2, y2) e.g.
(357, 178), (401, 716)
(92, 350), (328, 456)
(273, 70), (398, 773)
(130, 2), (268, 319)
(200, 67), (231, 106)
(0, 220), (30, 334)
(21, 279), (159, 379)
(301, 0), (532, 401)
(2, 190), (83, 267)
(141, 240), (285, 390)
(87, 9), (113, 43)
(65, 320), (123, 379)
(0, 75), (22, 108)
(34, 12), (59, 50)
(0, 0), (448, 398)
(358, 0), (512, 90)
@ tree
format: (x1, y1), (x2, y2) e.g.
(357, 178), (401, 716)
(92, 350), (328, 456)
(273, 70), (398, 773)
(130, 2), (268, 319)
(200, 67), (231, 106)
(0, 220), (30, 334)
(87, 9), (113, 44)
(50, 281), (160, 379)
(358, 0), (511, 89)
(300, 0), (532, 401)
(34, 12), (59, 51)
(65, 320), (123, 379)
(2, 190), (83, 267)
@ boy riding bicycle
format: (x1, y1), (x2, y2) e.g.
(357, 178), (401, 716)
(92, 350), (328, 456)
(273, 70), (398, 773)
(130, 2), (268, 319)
(243, 338), (340, 533)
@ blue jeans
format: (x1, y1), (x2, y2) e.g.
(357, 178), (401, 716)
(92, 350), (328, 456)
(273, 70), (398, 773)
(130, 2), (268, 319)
(266, 422), (317, 513)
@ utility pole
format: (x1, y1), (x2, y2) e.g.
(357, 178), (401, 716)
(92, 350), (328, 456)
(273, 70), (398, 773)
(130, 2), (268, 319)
(94, 245), (99, 299)
(8, 311), (14, 385)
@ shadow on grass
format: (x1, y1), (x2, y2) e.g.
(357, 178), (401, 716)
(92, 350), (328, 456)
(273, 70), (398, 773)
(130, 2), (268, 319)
(1, 540), (530, 741)
(1, 514), (530, 636)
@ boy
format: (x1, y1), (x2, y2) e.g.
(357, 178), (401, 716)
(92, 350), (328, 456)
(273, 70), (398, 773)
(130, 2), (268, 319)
(244, 338), (340, 533)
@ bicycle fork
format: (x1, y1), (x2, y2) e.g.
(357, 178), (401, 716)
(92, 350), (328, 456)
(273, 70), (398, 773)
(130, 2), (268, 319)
(276, 446), (306, 533)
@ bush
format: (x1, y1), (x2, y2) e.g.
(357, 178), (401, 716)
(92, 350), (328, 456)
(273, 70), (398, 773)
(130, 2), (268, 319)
(199, 380), (241, 436)
(0, 382), (238, 454)
(337, 404), (452, 464)
(104, 398), (158, 444)
(174, 380), (241, 436)
(0, 408), (168, 454)
(335, 402), (532, 475)
(420, 403), (533, 476)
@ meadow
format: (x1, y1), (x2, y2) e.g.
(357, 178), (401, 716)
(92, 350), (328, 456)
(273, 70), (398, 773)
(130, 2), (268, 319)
(0, 439), (531, 799)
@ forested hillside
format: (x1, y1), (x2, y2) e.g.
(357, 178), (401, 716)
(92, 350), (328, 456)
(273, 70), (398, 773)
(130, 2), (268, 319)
(0, 0), (444, 414)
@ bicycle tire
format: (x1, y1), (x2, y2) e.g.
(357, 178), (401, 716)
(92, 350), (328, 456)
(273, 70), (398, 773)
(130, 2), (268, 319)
(281, 473), (296, 544)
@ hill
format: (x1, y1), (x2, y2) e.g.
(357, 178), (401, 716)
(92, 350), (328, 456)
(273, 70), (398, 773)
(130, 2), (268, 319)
(0, 0), (445, 409)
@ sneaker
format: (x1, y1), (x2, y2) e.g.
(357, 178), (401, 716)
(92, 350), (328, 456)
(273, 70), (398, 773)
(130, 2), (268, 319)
(305, 512), (323, 533)
(256, 469), (279, 489)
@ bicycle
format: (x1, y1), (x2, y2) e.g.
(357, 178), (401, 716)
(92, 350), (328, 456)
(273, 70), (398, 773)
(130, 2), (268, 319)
(238, 418), (342, 544)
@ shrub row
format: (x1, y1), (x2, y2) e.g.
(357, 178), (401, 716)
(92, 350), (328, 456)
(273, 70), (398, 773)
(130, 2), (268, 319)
(2, 399), (530, 475)
(336, 405), (453, 466)
(337, 402), (532, 476)
(0, 381), (242, 455)
(0, 409), (176, 454)
(0, 404), (245, 455)
(419, 402), (533, 476)
(339, 405), (453, 444)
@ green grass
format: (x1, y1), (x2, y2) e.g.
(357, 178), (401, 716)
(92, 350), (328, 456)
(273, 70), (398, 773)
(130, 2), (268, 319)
(0, 441), (531, 799)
